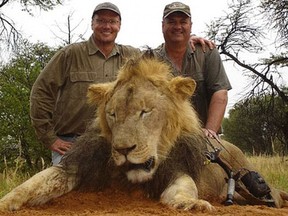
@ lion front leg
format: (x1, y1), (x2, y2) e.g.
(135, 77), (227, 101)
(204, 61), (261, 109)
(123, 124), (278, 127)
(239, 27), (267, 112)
(0, 166), (77, 211)
(160, 174), (214, 212)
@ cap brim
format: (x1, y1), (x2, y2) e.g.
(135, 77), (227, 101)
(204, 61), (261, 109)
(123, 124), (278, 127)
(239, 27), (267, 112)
(164, 10), (191, 18)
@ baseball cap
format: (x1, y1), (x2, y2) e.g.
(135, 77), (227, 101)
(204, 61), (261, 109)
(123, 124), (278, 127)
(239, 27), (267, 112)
(92, 2), (121, 19)
(163, 2), (191, 19)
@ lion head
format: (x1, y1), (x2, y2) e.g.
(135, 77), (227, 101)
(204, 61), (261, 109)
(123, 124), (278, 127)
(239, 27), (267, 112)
(87, 57), (203, 183)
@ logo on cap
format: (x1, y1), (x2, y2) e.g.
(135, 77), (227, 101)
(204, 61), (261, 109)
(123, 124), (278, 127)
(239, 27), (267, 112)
(168, 2), (186, 10)
(163, 2), (191, 18)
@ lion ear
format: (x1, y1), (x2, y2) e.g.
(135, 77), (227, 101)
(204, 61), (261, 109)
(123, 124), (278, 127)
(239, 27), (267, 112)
(87, 82), (114, 106)
(169, 77), (197, 100)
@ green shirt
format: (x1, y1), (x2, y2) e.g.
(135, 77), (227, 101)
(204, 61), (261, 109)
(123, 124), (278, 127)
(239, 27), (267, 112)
(153, 43), (232, 125)
(30, 36), (140, 147)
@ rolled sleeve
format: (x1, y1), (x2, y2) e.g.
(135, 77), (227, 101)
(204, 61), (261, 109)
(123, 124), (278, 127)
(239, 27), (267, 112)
(204, 48), (232, 96)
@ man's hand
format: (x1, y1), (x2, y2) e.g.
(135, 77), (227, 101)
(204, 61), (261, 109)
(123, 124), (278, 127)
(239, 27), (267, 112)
(190, 35), (216, 52)
(202, 128), (220, 142)
(49, 138), (72, 155)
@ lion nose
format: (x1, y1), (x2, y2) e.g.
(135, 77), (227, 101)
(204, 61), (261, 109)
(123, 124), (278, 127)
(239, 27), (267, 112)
(114, 145), (136, 156)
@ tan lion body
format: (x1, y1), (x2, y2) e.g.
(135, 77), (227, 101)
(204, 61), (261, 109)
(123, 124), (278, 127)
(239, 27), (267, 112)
(0, 57), (287, 212)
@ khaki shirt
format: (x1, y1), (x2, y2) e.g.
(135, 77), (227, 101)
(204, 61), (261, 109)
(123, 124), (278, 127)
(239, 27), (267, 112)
(30, 36), (140, 147)
(153, 44), (232, 125)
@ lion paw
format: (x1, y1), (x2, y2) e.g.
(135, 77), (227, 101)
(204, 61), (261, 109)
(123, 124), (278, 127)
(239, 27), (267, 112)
(0, 192), (27, 211)
(171, 199), (215, 212)
(0, 202), (17, 211)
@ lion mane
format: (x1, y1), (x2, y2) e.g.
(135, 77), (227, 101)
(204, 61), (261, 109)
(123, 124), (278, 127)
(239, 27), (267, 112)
(1, 57), (287, 212)
(62, 57), (207, 198)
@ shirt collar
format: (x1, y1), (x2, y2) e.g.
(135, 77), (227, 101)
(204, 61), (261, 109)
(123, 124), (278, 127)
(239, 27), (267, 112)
(158, 42), (193, 54)
(87, 35), (121, 57)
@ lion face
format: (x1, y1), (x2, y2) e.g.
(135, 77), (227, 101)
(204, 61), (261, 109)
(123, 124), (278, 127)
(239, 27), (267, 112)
(87, 58), (201, 183)
(106, 80), (169, 183)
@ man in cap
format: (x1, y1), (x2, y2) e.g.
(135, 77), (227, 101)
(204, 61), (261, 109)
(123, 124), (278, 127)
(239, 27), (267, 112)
(30, 2), (140, 165)
(30, 2), (215, 165)
(153, 2), (232, 139)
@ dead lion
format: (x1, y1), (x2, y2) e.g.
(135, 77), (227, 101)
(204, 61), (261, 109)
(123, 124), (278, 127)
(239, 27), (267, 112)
(0, 57), (287, 212)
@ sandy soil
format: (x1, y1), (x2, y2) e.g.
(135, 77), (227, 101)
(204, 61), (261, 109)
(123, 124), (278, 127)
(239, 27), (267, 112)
(1, 187), (288, 216)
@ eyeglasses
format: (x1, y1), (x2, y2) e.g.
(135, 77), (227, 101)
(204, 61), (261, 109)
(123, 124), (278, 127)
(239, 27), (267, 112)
(95, 19), (120, 26)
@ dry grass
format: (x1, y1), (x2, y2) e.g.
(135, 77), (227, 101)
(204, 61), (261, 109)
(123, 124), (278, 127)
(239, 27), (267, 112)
(247, 155), (288, 191)
(1, 155), (288, 199)
(0, 157), (32, 198)
(0, 171), (31, 198)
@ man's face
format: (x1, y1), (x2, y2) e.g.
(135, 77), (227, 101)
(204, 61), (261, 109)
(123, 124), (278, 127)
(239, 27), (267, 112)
(162, 12), (192, 44)
(91, 10), (121, 44)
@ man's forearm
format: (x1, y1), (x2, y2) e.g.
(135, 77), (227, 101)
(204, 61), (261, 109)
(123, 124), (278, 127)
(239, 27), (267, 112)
(205, 90), (228, 133)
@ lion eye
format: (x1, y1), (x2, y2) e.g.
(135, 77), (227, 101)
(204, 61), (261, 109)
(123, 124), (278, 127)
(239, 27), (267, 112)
(107, 111), (116, 119)
(140, 109), (152, 118)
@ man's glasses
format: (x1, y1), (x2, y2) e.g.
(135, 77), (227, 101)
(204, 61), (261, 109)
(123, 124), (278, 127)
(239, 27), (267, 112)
(95, 19), (120, 26)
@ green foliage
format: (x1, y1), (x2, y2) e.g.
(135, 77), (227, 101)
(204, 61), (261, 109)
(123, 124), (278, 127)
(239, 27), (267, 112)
(223, 92), (288, 155)
(0, 39), (57, 172)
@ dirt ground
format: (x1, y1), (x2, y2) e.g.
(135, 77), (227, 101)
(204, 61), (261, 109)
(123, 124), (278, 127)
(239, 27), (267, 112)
(1, 187), (288, 216)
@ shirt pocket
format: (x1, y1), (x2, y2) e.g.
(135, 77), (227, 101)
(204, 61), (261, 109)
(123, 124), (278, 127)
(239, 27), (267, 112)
(68, 72), (97, 99)
(70, 72), (96, 82)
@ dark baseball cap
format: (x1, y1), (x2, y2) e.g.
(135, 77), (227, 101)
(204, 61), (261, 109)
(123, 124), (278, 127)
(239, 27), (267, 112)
(92, 2), (121, 19)
(163, 2), (191, 18)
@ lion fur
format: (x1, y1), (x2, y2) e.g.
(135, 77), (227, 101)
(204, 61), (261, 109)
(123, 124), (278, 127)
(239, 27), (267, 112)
(60, 129), (207, 199)
(60, 57), (208, 197)
(0, 56), (288, 211)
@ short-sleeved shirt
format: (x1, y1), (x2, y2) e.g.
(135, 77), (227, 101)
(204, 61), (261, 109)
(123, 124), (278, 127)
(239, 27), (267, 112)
(30, 35), (141, 147)
(153, 43), (232, 125)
